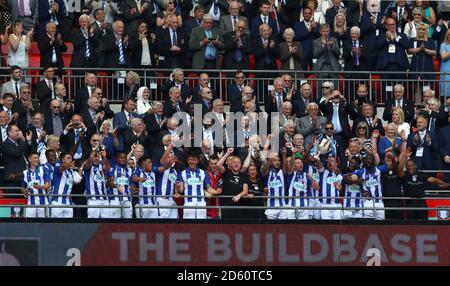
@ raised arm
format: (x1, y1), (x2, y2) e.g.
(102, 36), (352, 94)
(217, 148), (234, 174)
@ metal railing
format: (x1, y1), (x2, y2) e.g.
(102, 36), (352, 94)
(1, 192), (449, 220)
(1, 67), (449, 107)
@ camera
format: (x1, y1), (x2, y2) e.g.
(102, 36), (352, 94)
(363, 139), (372, 151)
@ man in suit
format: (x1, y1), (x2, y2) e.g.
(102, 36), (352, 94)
(1, 66), (28, 98)
(252, 23), (280, 71)
(350, 83), (377, 120)
(383, 84), (415, 124)
(386, 0), (412, 34)
(91, 87), (115, 120)
(189, 13), (224, 69)
(250, 1), (279, 39)
(184, 5), (205, 68)
(292, 82), (312, 119)
(191, 73), (217, 102)
(375, 16), (411, 85)
(353, 103), (385, 136)
(325, 0), (354, 27)
(85, 0), (120, 24)
(113, 98), (140, 152)
(36, 67), (57, 114)
(197, 87), (214, 116)
(0, 111), (9, 146)
(7, 0), (38, 33)
(44, 99), (68, 137)
(13, 85), (39, 133)
(155, 14), (186, 69)
(90, 8), (112, 68)
(439, 111), (450, 181)
(228, 70), (247, 113)
(70, 14), (97, 73)
(123, 118), (152, 154)
(199, 0), (228, 27)
(143, 101), (167, 146)
(313, 23), (341, 86)
(343, 26), (370, 79)
(28, 112), (47, 152)
(163, 86), (187, 118)
(38, 22), (68, 77)
(319, 89), (354, 152)
(407, 114), (439, 171)
(223, 19), (252, 70)
(219, 1), (248, 34)
(161, 68), (192, 101)
(74, 72), (98, 114)
(2, 124), (30, 191)
(102, 20), (130, 70)
(297, 102), (327, 148)
(81, 96), (106, 139)
(53, 83), (74, 119)
(37, 0), (66, 36)
(0, 94), (18, 123)
(60, 114), (91, 162)
(264, 77), (286, 114)
(294, 6), (320, 70)
(123, 0), (154, 34)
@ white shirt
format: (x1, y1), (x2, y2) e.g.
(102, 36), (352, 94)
(418, 130), (426, 141)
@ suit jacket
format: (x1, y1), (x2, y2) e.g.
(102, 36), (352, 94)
(228, 83), (245, 113)
(319, 101), (354, 138)
(44, 112), (68, 135)
(12, 99), (40, 133)
(342, 38), (370, 72)
(386, 4), (413, 34)
(407, 130), (439, 170)
(264, 91), (286, 114)
(223, 31), (252, 70)
(375, 32), (411, 70)
(250, 15), (279, 39)
(439, 125), (450, 166)
(297, 115), (327, 147)
(352, 116), (385, 137)
(143, 112), (167, 146)
(198, 0), (228, 19)
(219, 14), (249, 34)
(128, 33), (157, 68)
(38, 0), (65, 35)
(189, 27), (224, 69)
(81, 110), (103, 139)
(360, 11), (385, 64)
(292, 98), (310, 118)
(162, 100), (186, 119)
(279, 41), (303, 70)
(102, 30), (130, 69)
(294, 20), (320, 65)
(74, 87), (92, 114)
(382, 98), (415, 124)
(155, 27), (186, 69)
(1, 138), (29, 182)
(60, 129), (91, 159)
(113, 111), (140, 152)
(252, 36), (280, 70)
(37, 33), (68, 72)
(1, 80), (28, 98)
(123, 0), (154, 33)
(70, 28), (97, 68)
(7, 0), (38, 29)
(123, 129), (152, 154)
(313, 37), (341, 71)
(35, 79), (55, 114)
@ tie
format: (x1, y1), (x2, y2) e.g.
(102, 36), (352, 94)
(396, 99), (401, 107)
(156, 115), (161, 127)
(176, 103), (181, 112)
(118, 38), (125, 64)
(53, 114), (63, 135)
(429, 117), (435, 131)
(353, 41), (359, 66)
(101, 0), (105, 10)
(75, 133), (83, 158)
(233, 16), (237, 31)
(368, 118), (373, 126)
(172, 29), (177, 46)
(136, 0), (141, 11)
(399, 7), (403, 22)
(52, 46), (57, 63)
(1, 127), (7, 141)
(332, 104), (341, 133)
(213, 1), (218, 14)
(324, 44), (331, 65)
(263, 16), (268, 24)
(15, 82), (19, 97)
(84, 31), (91, 58)
(276, 93), (283, 110)
(127, 112), (132, 123)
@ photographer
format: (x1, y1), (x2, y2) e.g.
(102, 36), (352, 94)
(60, 114), (90, 164)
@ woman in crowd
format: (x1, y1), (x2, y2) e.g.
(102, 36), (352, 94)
(8, 21), (33, 71)
(279, 28), (303, 72)
(378, 123), (402, 161)
(136, 86), (153, 115)
(157, 0), (183, 28)
(391, 107), (411, 138)
(331, 12), (348, 70)
(439, 30), (450, 97)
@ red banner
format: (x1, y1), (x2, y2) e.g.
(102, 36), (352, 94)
(81, 223), (450, 266)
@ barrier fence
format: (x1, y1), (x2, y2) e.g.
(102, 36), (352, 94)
(1, 68), (449, 106)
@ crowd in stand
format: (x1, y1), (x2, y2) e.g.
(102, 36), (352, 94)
(0, 0), (449, 220)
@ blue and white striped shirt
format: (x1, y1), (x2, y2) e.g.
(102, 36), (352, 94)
(22, 166), (50, 205)
(51, 164), (81, 205)
(133, 168), (157, 205)
(154, 164), (177, 201)
(286, 171), (309, 207)
(343, 173), (363, 209)
(84, 163), (108, 200)
(108, 164), (132, 202)
(354, 166), (387, 203)
(265, 168), (285, 208)
(319, 170), (342, 205)
(177, 168), (211, 204)
(306, 165), (321, 198)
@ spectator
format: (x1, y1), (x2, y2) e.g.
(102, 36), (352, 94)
(8, 21), (33, 71)
(136, 86), (152, 115)
(74, 72), (97, 114)
(440, 29), (450, 97)
(102, 20), (129, 70)
(70, 14), (97, 73)
(292, 83), (312, 118)
(85, 1), (120, 24)
(183, 5), (205, 68)
(360, 0), (385, 69)
(419, 97), (444, 133)
(156, 0), (183, 27)
(161, 68), (192, 101)
(316, 80), (334, 105)
(156, 14), (186, 69)
(219, 1), (248, 34)
(129, 20), (156, 69)
(13, 85), (39, 133)
(27, 112), (46, 151)
(404, 6), (425, 38)
(1, 66), (27, 98)
(297, 102), (327, 147)
(378, 123), (402, 161)
(163, 86), (187, 118)
(253, 23), (280, 71)
(251, 1), (279, 39)
(350, 83), (377, 120)
(90, 8), (111, 67)
(113, 98), (140, 152)
(200, 0), (228, 27)
(354, 103), (385, 136)
(99, 121), (119, 161)
(92, 88), (115, 120)
(123, 0), (154, 34)
(228, 71), (247, 113)
(124, 118), (152, 154)
(280, 27), (304, 72)
(0, 93), (18, 119)
(391, 107), (411, 138)
(301, 0), (325, 25)
(386, 0), (412, 34)
(383, 84), (415, 124)
(44, 99), (68, 137)
(37, 22), (67, 77)
(294, 6), (321, 70)
(331, 12), (348, 69)
(413, 0), (436, 33)
(189, 13), (224, 69)
(60, 114), (90, 162)
(53, 83), (74, 118)
(36, 67), (57, 114)
(143, 101), (167, 145)
(407, 114), (438, 170)
(313, 23), (341, 86)
(82, 96), (106, 138)
(265, 77), (286, 114)
(0, 110), (8, 145)
(439, 111), (450, 181)
(39, 134), (61, 164)
(223, 19), (252, 71)
(191, 73), (217, 102)
(325, 0), (350, 28)
(37, 0), (66, 37)
(8, 0), (38, 34)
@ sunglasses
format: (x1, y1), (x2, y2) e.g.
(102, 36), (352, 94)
(325, 127), (334, 130)
(322, 86), (330, 89)
(52, 106), (61, 109)
(236, 76), (245, 79)
(358, 126), (367, 129)
(414, 13), (422, 16)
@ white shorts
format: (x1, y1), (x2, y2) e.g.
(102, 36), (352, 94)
(87, 199), (111, 218)
(157, 198), (179, 219)
(265, 208), (288, 220)
(285, 209), (310, 220)
(25, 205), (48, 218)
(183, 201), (207, 219)
(309, 199), (321, 219)
(50, 201), (73, 218)
(109, 200), (133, 218)
(343, 209), (364, 219)
(135, 204), (159, 219)
(320, 203), (343, 220)
(363, 200), (385, 220)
